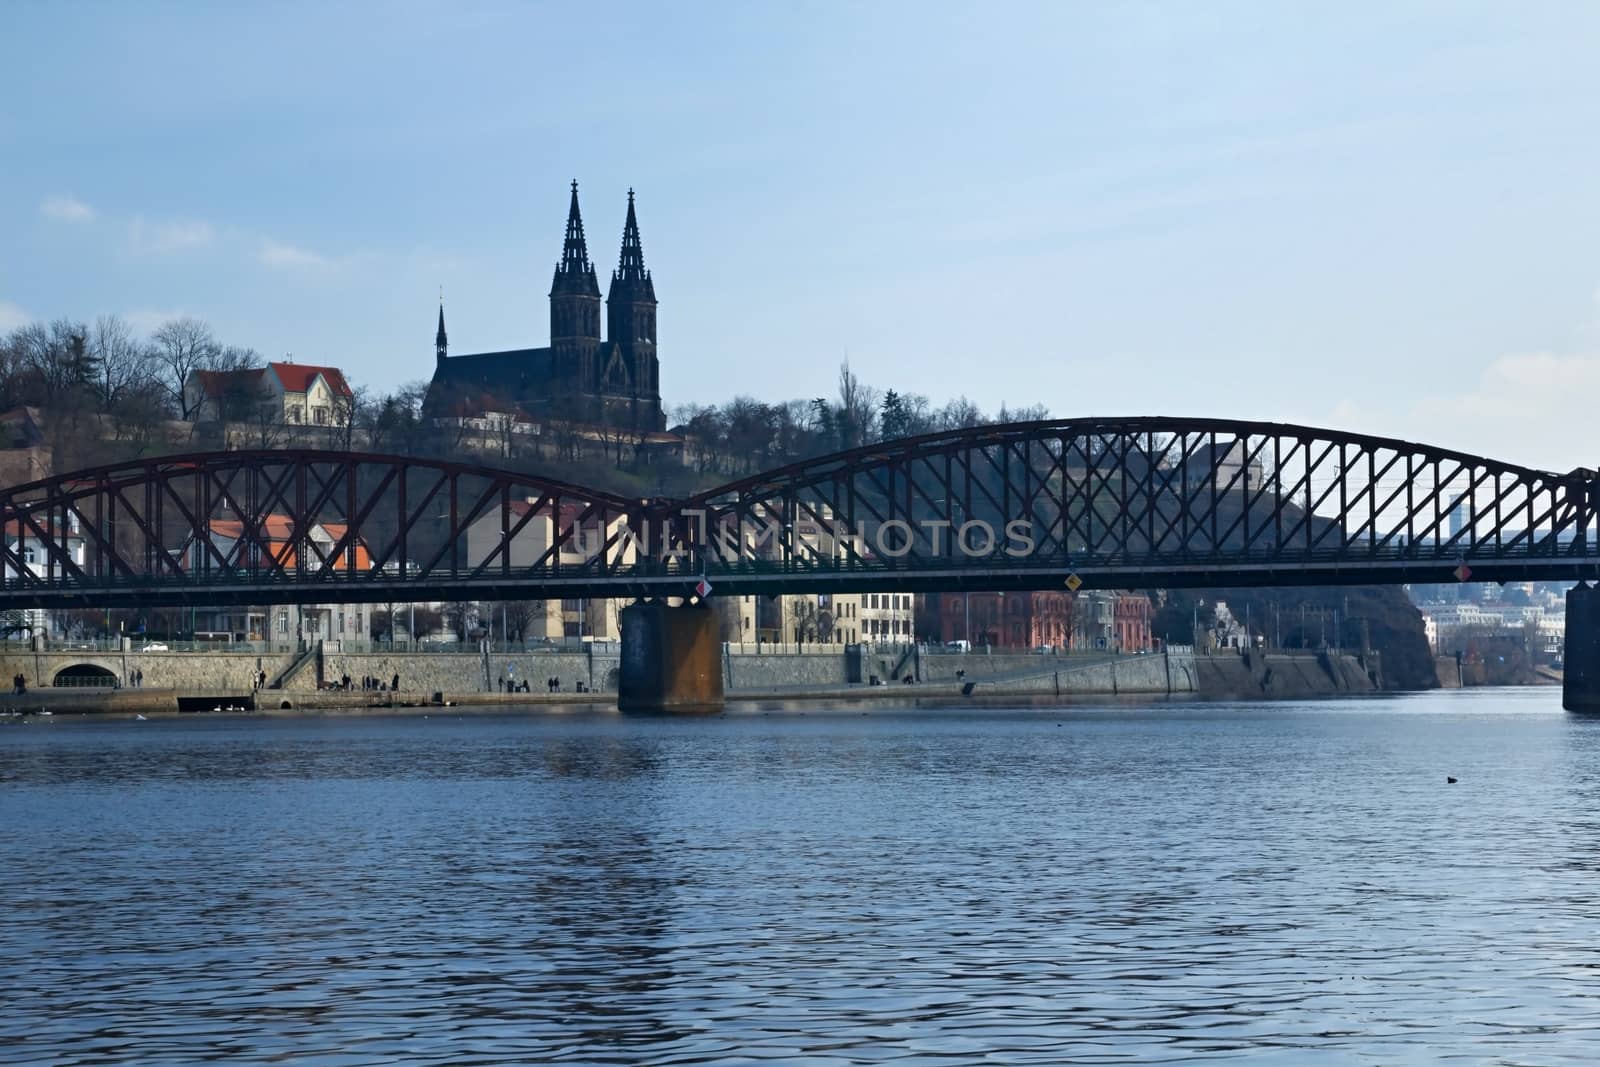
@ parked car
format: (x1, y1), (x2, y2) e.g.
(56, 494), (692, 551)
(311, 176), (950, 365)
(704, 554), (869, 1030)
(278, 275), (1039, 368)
(944, 640), (971, 653)
(142, 643), (169, 652)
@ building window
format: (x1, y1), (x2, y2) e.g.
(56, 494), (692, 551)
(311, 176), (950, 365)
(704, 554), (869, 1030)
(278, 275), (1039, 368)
(277, 610), (289, 635)
(313, 406), (328, 425)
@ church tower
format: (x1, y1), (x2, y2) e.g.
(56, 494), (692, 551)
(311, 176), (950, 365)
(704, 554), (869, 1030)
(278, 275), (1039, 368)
(549, 180), (602, 407)
(605, 189), (661, 429)
(435, 297), (448, 367)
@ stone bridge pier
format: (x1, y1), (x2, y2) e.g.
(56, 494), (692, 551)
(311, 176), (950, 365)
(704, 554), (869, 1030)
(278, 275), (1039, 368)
(1566, 583), (1600, 712)
(618, 600), (724, 713)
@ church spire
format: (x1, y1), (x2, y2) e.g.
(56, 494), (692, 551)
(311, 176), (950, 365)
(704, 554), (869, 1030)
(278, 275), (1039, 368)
(559, 180), (592, 274)
(614, 188), (648, 283)
(435, 292), (448, 364)
(551, 179), (601, 299)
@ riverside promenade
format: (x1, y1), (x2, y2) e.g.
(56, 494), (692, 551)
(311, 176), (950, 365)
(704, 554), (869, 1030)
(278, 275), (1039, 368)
(0, 642), (1385, 714)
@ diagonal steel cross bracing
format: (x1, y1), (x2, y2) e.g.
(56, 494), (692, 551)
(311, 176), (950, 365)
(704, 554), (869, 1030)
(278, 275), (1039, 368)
(0, 420), (1598, 609)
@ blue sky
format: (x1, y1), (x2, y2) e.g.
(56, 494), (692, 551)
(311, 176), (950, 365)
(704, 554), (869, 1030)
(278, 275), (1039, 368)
(4, 2), (1600, 469)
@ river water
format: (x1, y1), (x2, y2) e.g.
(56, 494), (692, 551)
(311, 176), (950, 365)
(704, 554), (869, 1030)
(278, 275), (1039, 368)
(3, 689), (1599, 1065)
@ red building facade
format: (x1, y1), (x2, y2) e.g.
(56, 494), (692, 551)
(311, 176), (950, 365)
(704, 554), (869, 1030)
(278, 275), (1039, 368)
(935, 591), (1074, 650)
(930, 591), (1154, 652)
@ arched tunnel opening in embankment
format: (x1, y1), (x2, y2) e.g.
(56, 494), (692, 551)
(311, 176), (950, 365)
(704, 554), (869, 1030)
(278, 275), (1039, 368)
(53, 664), (118, 687)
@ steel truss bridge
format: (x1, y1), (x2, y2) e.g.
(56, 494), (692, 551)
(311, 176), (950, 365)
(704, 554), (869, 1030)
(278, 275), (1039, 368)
(2, 416), (1598, 610)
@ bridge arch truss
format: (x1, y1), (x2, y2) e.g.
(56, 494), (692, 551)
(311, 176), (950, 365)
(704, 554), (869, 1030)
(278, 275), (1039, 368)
(675, 417), (1600, 593)
(0, 418), (1596, 608)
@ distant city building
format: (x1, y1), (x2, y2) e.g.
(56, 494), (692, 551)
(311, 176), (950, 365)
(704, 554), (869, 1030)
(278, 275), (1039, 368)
(185, 360), (355, 427)
(1, 513), (85, 638)
(1114, 593), (1154, 651)
(936, 591), (1075, 651)
(1184, 440), (1264, 492)
(180, 513), (372, 642)
(426, 182), (664, 433)
(463, 499), (639, 642)
(859, 592), (915, 643)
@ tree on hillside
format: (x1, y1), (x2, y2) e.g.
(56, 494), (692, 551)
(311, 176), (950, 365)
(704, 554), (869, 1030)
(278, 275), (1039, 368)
(10, 319), (95, 408)
(152, 318), (219, 418)
(152, 317), (227, 419)
(365, 383), (426, 454)
(809, 397), (836, 452)
(332, 385), (369, 453)
(209, 349), (267, 425)
(997, 402), (1050, 424)
(834, 360), (878, 449)
(724, 396), (776, 472)
(89, 314), (160, 412)
(936, 395), (984, 431)
(880, 390), (910, 441)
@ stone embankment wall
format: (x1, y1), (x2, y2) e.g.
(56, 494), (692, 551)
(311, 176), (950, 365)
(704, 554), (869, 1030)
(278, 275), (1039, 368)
(2, 643), (1371, 706)
(1193, 650), (1376, 700)
(0, 649), (295, 692)
(725, 653), (853, 690)
(309, 650), (622, 696)
(952, 650), (1196, 697)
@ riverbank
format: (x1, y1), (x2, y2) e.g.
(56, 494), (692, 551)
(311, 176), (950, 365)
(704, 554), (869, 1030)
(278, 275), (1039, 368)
(1, 648), (1391, 715)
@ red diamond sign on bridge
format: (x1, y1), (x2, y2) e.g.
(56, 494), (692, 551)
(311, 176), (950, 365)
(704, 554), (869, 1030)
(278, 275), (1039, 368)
(1453, 563), (1472, 583)
(694, 578), (714, 599)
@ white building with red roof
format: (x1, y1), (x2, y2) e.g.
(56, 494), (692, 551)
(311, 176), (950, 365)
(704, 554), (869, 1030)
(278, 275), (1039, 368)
(1, 513), (87, 638)
(184, 360), (354, 427)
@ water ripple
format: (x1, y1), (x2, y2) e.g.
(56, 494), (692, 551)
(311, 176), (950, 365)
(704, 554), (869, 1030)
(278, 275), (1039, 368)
(3, 690), (1599, 1064)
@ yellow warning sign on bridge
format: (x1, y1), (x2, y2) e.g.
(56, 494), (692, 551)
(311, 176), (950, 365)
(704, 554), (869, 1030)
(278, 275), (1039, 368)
(1065, 573), (1083, 592)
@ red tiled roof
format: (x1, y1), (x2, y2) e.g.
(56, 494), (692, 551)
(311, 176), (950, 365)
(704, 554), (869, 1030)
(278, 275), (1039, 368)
(3, 518), (84, 540)
(200, 514), (371, 571)
(209, 516), (296, 542)
(192, 368), (268, 398)
(269, 362), (353, 397)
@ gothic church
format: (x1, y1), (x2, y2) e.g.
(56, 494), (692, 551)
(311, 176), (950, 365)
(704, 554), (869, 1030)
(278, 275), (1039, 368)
(427, 182), (664, 431)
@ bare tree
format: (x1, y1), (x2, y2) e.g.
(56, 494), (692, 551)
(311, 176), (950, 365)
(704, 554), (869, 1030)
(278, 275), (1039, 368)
(12, 319), (94, 407)
(409, 606), (443, 641)
(151, 317), (221, 419)
(106, 387), (173, 455)
(444, 600), (478, 642)
(786, 598), (835, 644)
(89, 314), (158, 412)
(937, 395), (985, 431)
(501, 599), (547, 643)
(214, 345), (263, 374)
(597, 404), (645, 468)
(243, 395), (290, 450)
(835, 360), (878, 448)
(365, 385), (424, 454)
(332, 385), (368, 453)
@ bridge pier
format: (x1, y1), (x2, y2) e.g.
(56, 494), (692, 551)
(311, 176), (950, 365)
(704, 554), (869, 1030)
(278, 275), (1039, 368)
(618, 600), (724, 713)
(1565, 583), (1600, 712)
